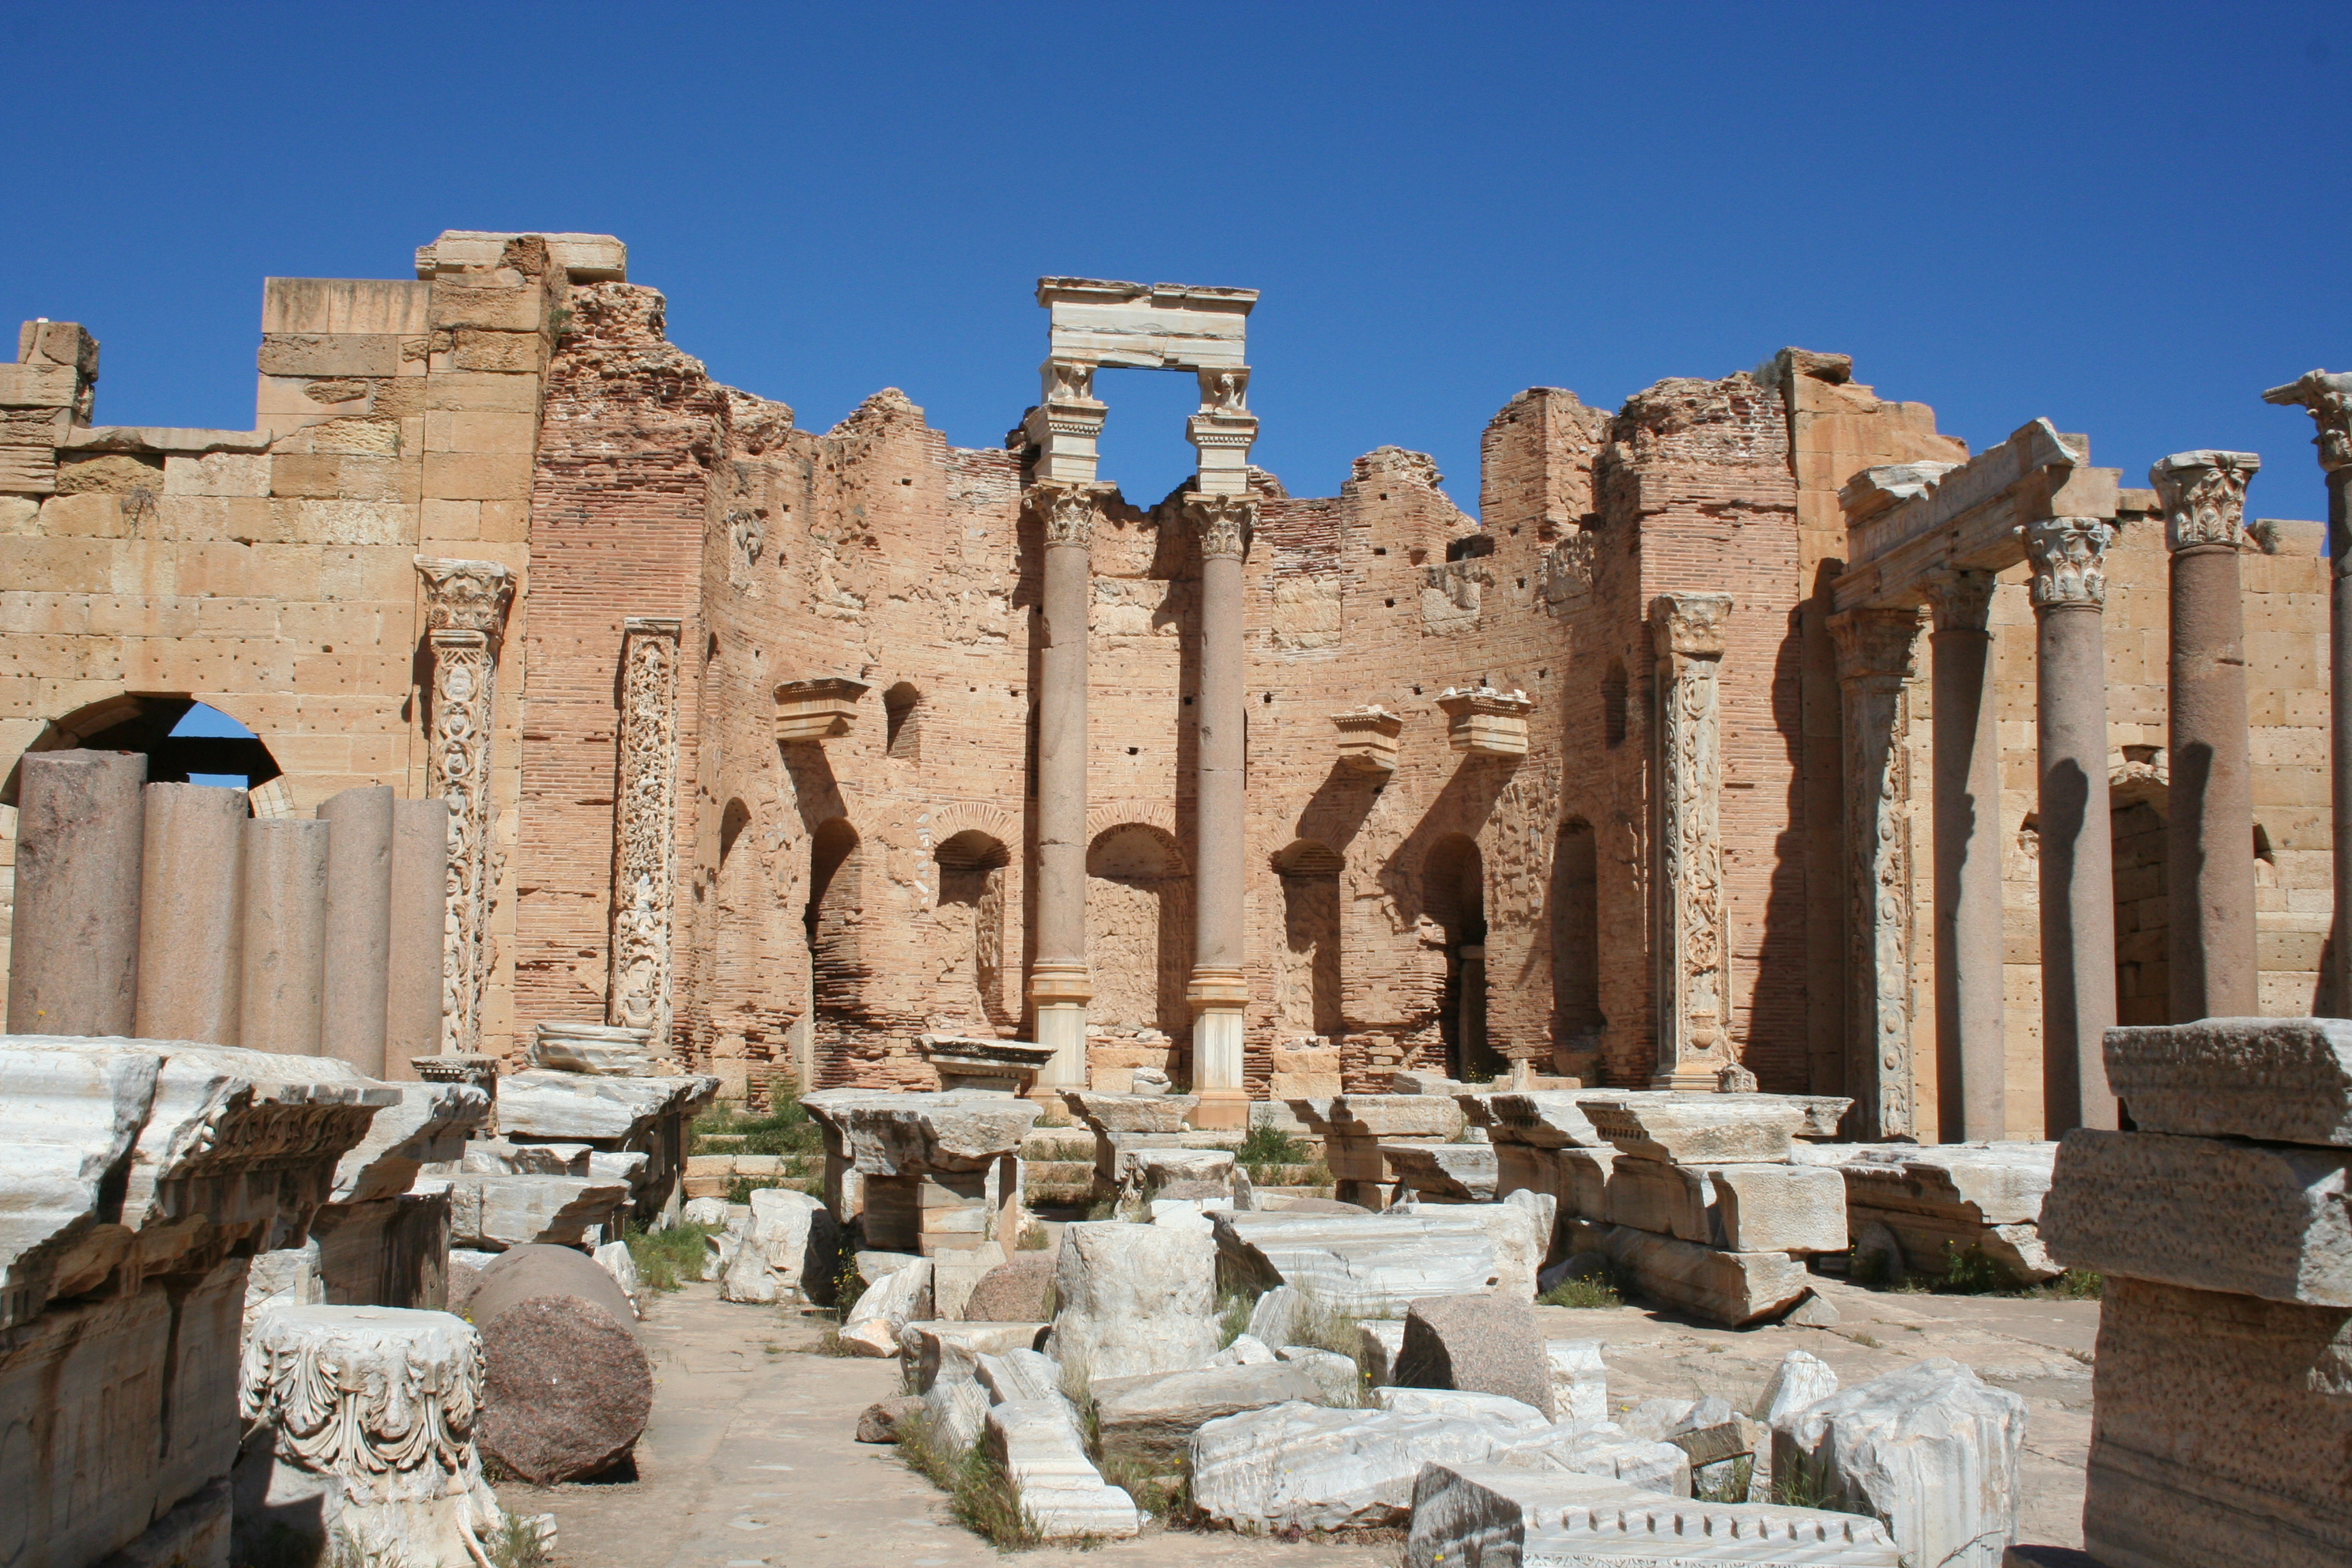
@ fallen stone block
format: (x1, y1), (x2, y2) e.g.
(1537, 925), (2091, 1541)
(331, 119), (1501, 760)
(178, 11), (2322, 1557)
(592, 1240), (643, 1318)
(1761, 1348), (1841, 1426)
(839, 1256), (933, 1356)
(906, 1320), (1051, 1394)
(1841, 1142), (2061, 1283)
(467, 1244), (653, 1484)
(1405, 1459), (1901, 1568)
(681, 1195), (731, 1227)
(1544, 1338), (1607, 1424)
(924, 1370), (993, 1452)
(931, 1240), (1007, 1320)
(416, 1173), (629, 1252)
(1394, 1292), (1555, 1417)
(2042, 1128), (2352, 1306)
(964, 1252), (1054, 1322)
(1601, 1225), (1811, 1326)
(1127, 1146), (1236, 1198)
(1373, 1385), (1551, 1432)
(1495, 1422), (1691, 1496)
(1060, 1089), (1196, 1135)
(1044, 1221), (1219, 1381)
(856, 1394), (924, 1443)
(1096, 1361), (1334, 1469)
(1606, 1157), (1712, 1241)
(718, 1187), (841, 1305)
(331, 1078), (490, 1201)
(1209, 1332), (1279, 1365)
(2102, 1016), (2352, 1145)
(1188, 1399), (1556, 1532)
(1214, 1205), (1538, 1317)
(499, 1068), (719, 1147)
(1708, 1162), (1848, 1254)
(1556, 1147), (1618, 1220)
(1778, 1356), (2026, 1568)
(1247, 1283), (1303, 1345)
(1383, 1141), (1499, 1202)
(1580, 1093), (1808, 1165)
(985, 1399), (1141, 1539)
(244, 1242), (325, 1324)
(975, 1348), (1069, 1408)
(1276, 1345), (1361, 1405)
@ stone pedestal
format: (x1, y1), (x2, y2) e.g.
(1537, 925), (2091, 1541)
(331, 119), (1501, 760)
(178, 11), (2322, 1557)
(802, 1088), (1040, 1250)
(6, 748), (146, 1037)
(919, 1032), (1055, 1096)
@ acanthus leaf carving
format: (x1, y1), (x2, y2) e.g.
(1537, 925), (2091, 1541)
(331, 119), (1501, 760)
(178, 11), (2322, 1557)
(2151, 449), (2261, 553)
(2023, 517), (2115, 608)
(1029, 480), (1109, 549)
(1181, 491), (1256, 560)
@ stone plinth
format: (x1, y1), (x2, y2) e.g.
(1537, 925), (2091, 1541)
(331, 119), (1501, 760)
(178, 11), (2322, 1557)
(236, 1305), (521, 1565)
(1437, 685), (1535, 756)
(804, 1090), (1039, 1252)
(1291, 1094), (1468, 1207)
(530, 1019), (657, 1075)
(1331, 706), (1404, 773)
(772, 675), (869, 742)
(919, 1033), (1055, 1096)
(496, 1068), (717, 1226)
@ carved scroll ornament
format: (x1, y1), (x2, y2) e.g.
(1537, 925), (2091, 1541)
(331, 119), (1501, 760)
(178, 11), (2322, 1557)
(1829, 606), (1921, 1140)
(1650, 593), (1731, 1080)
(2261, 369), (2352, 474)
(417, 557), (514, 1054)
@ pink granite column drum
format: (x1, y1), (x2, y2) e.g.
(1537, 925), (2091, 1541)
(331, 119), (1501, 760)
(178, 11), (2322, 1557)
(239, 819), (331, 1056)
(2025, 518), (2121, 1132)
(318, 785), (394, 1075)
(2154, 451), (2263, 1022)
(1028, 480), (1102, 1094)
(387, 797), (450, 1079)
(132, 781), (249, 1046)
(1926, 569), (2005, 1138)
(6, 748), (146, 1036)
(1186, 491), (1254, 1128)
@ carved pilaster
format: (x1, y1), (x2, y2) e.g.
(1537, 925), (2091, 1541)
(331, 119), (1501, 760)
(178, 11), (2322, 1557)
(1182, 491), (1256, 560)
(1030, 480), (1109, 549)
(608, 617), (682, 1043)
(1829, 605), (1923, 1139)
(417, 557), (514, 1056)
(2025, 517), (2115, 609)
(1649, 593), (1733, 1088)
(2152, 449), (2261, 553)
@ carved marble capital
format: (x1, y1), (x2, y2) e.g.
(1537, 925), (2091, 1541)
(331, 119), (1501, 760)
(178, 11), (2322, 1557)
(1923, 568), (1997, 631)
(1648, 592), (1731, 659)
(1030, 480), (1109, 549)
(2024, 517), (2115, 609)
(2262, 369), (2352, 474)
(1828, 606), (1923, 684)
(2151, 449), (2261, 553)
(415, 557), (517, 638)
(1197, 367), (1250, 413)
(1041, 357), (1097, 404)
(1182, 491), (1256, 559)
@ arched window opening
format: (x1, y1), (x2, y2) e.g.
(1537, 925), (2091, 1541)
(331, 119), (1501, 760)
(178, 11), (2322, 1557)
(1424, 832), (1500, 1081)
(1601, 661), (1629, 749)
(934, 830), (1013, 1032)
(884, 682), (921, 761)
(1085, 824), (1192, 1039)
(3, 695), (282, 807)
(1273, 840), (1344, 1040)
(1551, 819), (1603, 1057)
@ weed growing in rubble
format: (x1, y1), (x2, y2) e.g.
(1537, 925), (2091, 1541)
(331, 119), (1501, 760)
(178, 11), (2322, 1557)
(1099, 1450), (1194, 1523)
(623, 1220), (718, 1294)
(898, 1413), (1045, 1550)
(483, 1516), (553, 1568)
(1217, 1286), (1258, 1348)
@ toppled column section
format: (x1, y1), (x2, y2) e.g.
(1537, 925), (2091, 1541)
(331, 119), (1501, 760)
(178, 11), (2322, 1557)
(2042, 1017), (2352, 1568)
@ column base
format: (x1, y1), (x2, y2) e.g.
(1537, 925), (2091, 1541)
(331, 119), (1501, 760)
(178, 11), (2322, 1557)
(1032, 998), (1090, 1098)
(1191, 1087), (1250, 1130)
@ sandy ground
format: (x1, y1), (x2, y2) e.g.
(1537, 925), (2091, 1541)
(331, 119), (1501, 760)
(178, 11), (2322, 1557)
(493, 1274), (2096, 1567)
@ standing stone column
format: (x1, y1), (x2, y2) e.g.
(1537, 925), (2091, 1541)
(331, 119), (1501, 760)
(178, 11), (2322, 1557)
(319, 785), (394, 1076)
(1648, 592), (1734, 1090)
(416, 557), (517, 1056)
(2026, 518), (2121, 1132)
(387, 798), (451, 1077)
(133, 781), (249, 1045)
(2153, 451), (2263, 1021)
(1925, 569), (2005, 1139)
(1829, 606), (1923, 1140)
(2263, 370), (2352, 1013)
(6, 749), (146, 1036)
(1185, 492), (1255, 1128)
(240, 818), (330, 1054)
(1028, 482), (1103, 1095)
(608, 617), (683, 1045)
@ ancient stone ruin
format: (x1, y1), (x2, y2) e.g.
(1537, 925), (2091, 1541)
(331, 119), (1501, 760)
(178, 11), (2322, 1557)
(1, 233), (2349, 1565)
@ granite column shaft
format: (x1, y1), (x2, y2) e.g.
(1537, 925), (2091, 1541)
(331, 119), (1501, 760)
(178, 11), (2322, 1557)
(1029, 483), (1099, 1093)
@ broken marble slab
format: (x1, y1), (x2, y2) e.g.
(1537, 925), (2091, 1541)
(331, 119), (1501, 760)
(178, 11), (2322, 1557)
(1215, 1205), (1538, 1318)
(717, 1187), (840, 1306)
(1058, 1089), (1196, 1136)
(1493, 1421), (1691, 1497)
(839, 1257), (934, 1356)
(801, 1088), (1042, 1173)
(2042, 1127), (2352, 1305)
(987, 1399), (1141, 1539)
(1837, 1142), (2059, 1283)
(497, 1070), (718, 1147)
(1044, 1220), (1220, 1381)
(1189, 1399), (1563, 1533)
(1599, 1225), (1811, 1327)
(1382, 1141), (1499, 1203)
(1579, 1094), (1806, 1165)
(1545, 1339), (1607, 1426)
(330, 1079), (491, 1203)
(1095, 1361), (1335, 1469)
(408, 1173), (628, 1252)
(904, 1320), (1052, 1394)
(2103, 1016), (2352, 1145)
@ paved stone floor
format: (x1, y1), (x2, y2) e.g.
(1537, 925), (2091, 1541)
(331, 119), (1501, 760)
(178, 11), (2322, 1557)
(492, 1275), (2096, 1567)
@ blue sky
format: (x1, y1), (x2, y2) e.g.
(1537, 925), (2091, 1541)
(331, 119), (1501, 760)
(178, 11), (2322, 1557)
(3, 2), (2343, 519)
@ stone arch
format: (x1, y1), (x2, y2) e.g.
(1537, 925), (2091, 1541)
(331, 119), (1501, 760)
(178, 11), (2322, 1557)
(934, 828), (1013, 1032)
(1086, 799), (1181, 844)
(1, 693), (284, 806)
(1086, 822), (1192, 1038)
(883, 681), (922, 762)
(1423, 831), (1499, 1080)
(1550, 818), (1603, 1055)
(1272, 839), (1343, 1040)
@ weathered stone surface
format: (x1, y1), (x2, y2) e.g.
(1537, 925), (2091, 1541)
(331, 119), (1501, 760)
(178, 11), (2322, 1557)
(2044, 1128), (2352, 1305)
(1778, 1356), (2026, 1568)
(840, 1256), (934, 1356)
(1841, 1142), (2061, 1283)
(1580, 1093), (1806, 1164)
(2080, 1276), (2352, 1568)
(1544, 1338), (1607, 1425)
(1600, 1225), (1811, 1326)
(1060, 1089), (1197, 1135)
(592, 1239), (642, 1317)
(1557, 1147), (1618, 1220)
(244, 1241), (325, 1326)
(330, 1078), (491, 1203)
(236, 1304), (519, 1566)
(1320, 1094), (1469, 1140)
(1496, 1422), (1691, 1496)
(529, 1020), (657, 1075)
(1760, 1348), (1841, 1426)
(975, 1347), (1069, 1408)
(470, 1245), (652, 1484)
(1275, 1345), (1361, 1405)
(1125, 1146), (1234, 1194)
(964, 1252), (1055, 1322)
(855, 1394), (924, 1443)
(1190, 1399), (1564, 1532)
(1383, 1141), (1499, 1201)
(1095, 1361), (1333, 1467)
(1247, 1284), (1303, 1345)
(923, 1369), (994, 1451)
(805, 1088), (1042, 1171)
(1373, 1386), (1552, 1431)
(415, 1173), (629, 1251)
(1478, 1091), (1624, 1149)
(7, 750), (146, 1039)
(1394, 1293), (1554, 1417)
(930, 1241), (1006, 1320)
(1044, 1220), (1219, 1381)
(1209, 1331), (1278, 1365)
(1214, 1205), (1538, 1317)
(681, 1195), (730, 1227)
(985, 1399), (1141, 1539)
(1605, 1156), (1712, 1241)
(497, 1069), (719, 1145)
(905, 1319), (1050, 1394)
(718, 1187), (840, 1305)
(1405, 1460), (1901, 1568)
(2104, 1017), (2352, 1146)
(1707, 1162), (1848, 1254)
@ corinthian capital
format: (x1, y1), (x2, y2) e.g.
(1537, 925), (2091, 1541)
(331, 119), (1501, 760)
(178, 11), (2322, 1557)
(1030, 480), (1109, 549)
(1923, 568), (1996, 630)
(414, 557), (517, 637)
(2023, 517), (2115, 609)
(2151, 449), (2261, 553)
(1182, 491), (1256, 559)
(1828, 606), (1922, 683)
(2262, 370), (2352, 473)
(1648, 592), (1731, 658)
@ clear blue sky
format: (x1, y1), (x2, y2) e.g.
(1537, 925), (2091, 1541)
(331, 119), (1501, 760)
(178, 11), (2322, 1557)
(5, 2), (2343, 520)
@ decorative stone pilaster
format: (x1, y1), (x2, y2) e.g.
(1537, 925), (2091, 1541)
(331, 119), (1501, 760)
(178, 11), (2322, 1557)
(2154, 451), (2263, 1023)
(2265, 370), (2352, 1015)
(1829, 606), (1923, 1139)
(1185, 489), (1256, 1128)
(416, 557), (515, 1056)
(1028, 480), (1109, 1094)
(608, 617), (681, 1043)
(1924, 568), (2004, 1140)
(237, 1305), (525, 1565)
(2026, 518), (2121, 1133)
(1648, 593), (1733, 1090)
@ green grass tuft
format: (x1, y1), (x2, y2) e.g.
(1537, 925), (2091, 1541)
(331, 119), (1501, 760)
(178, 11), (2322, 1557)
(1537, 1274), (1624, 1310)
(623, 1220), (719, 1294)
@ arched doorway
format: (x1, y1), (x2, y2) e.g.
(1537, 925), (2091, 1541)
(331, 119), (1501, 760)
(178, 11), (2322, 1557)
(1424, 832), (1500, 1081)
(1085, 824), (1191, 1039)
(934, 829), (1012, 1032)
(3, 696), (282, 805)
(1551, 819), (1603, 1061)
(1273, 839), (1343, 1040)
